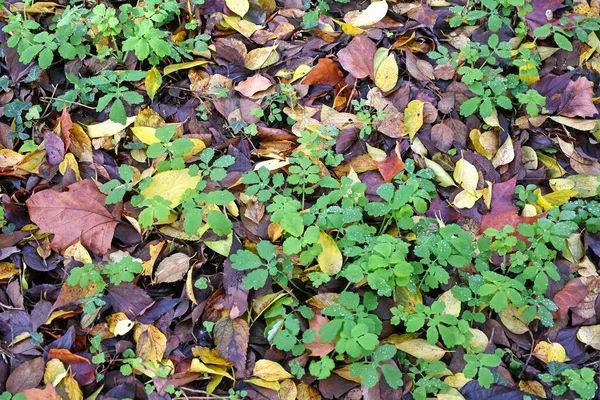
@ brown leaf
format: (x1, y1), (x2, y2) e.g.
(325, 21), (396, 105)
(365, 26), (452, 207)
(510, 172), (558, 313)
(552, 277), (589, 320)
(26, 179), (119, 256)
(303, 314), (335, 357)
(337, 35), (376, 80)
(302, 58), (344, 87)
(235, 74), (273, 98)
(6, 357), (45, 393)
(48, 349), (95, 386)
(214, 317), (249, 377)
(559, 77), (598, 118)
(154, 253), (191, 283)
(22, 383), (61, 400)
(405, 50), (435, 81)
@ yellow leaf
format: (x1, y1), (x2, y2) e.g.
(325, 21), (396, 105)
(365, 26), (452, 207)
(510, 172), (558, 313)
(492, 135), (515, 168)
(221, 14), (259, 38)
(344, 0), (388, 27)
(393, 338), (447, 362)
(145, 67), (162, 100)
(454, 158), (478, 195)
(189, 359), (234, 380)
(437, 388), (466, 400)
(0, 149), (24, 168)
(106, 312), (134, 336)
(134, 324), (167, 362)
(44, 358), (68, 386)
(317, 230), (343, 275)
(191, 346), (233, 367)
(533, 341), (566, 363)
(537, 189), (578, 210)
(498, 304), (529, 334)
(374, 52), (398, 92)
(404, 100), (424, 140)
(57, 373), (82, 400)
(226, 0), (249, 17)
(330, 17), (365, 35)
(519, 380), (547, 399)
(164, 60), (211, 75)
(549, 116), (597, 131)
(0, 262), (19, 280)
(87, 117), (136, 138)
(244, 45), (280, 70)
(252, 359), (293, 381)
(439, 290), (461, 317)
(246, 378), (281, 391)
(424, 157), (456, 187)
(142, 241), (165, 276)
(444, 373), (471, 389)
(279, 379), (297, 400)
(182, 138), (207, 159)
(577, 325), (600, 349)
(141, 169), (202, 208)
(207, 375), (224, 394)
(536, 151), (566, 178)
(468, 329), (489, 353)
(58, 153), (81, 180)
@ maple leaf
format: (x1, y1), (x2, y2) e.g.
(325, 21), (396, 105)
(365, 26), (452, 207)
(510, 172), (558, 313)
(26, 179), (120, 256)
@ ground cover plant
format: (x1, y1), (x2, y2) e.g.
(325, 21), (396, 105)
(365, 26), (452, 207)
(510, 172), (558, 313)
(0, 0), (600, 399)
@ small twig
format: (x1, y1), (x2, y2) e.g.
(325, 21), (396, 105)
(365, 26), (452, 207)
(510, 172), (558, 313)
(38, 97), (96, 110)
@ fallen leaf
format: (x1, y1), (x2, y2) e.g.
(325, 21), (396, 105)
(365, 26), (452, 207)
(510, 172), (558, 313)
(404, 100), (424, 140)
(559, 76), (598, 118)
(145, 67), (162, 100)
(244, 45), (279, 70)
(337, 35), (376, 80)
(22, 383), (61, 400)
(134, 324), (167, 362)
(87, 117), (136, 138)
(6, 357), (45, 393)
(374, 50), (398, 92)
(302, 58), (344, 87)
(344, 0), (388, 27)
(214, 317), (249, 376)
(577, 325), (600, 349)
(141, 169), (202, 208)
(393, 338), (447, 362)
(26, 179), (119, 255)
(533, 341), (566, 363)
(317, 230), (343, 275)
(252, 359), (293, 381)
(154, 253), (191, 283)
(226, 0), (249, 17)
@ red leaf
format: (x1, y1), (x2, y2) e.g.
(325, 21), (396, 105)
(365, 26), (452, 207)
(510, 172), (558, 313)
(48, 348), (96, 386)
(22, 383), (61, 400)
(374, 141), (405, 182)
(26, 179), (119, 256)
(58, 105), (72, 150)
(302, 58), (344, 88)
(553, 278), (589, 320)
(480, 177), (543, 233)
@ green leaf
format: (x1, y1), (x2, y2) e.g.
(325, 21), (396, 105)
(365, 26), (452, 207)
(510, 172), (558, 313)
(490, 291), (508, 312)
(381, 364), (403, 389)
(243, 268), (268, 290)
(231, 249), (263, 271)
(554, 33), (573, 51)
(109, 98), (127, 125)
(460, 97), (481, 116)
(207, 210), (232, 235)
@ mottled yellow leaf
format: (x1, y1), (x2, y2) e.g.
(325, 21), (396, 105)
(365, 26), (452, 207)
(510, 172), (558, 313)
(189, 359), (234, 380)
(499, 304), (529, 334)
(252, 359), (293, 381)
(519, 380), (547, 398)
(439, 290), (461, 317)
(404, 100), (424, 140)
(577, 325), (600, 349)
(0, 149), (24, 168)
(344, 0), (388, 27)
(468, 329), (489, 353)
(164, 60), (210, 76)
(454, 158), (478, 195)
(141, 169), (201, 208)
(0, 262), (19, 280)
(145, 67), (162, 100)
(134, 324), (167, 362)
(87, 117), (136, 138)
(394, 338), (447, 362)
(374, 52), (398, 92)
(424, 157), (456, 187)
(244, 46), (279, 70)
(533, 341), (566, 363)
(317, 230), (343, 275)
